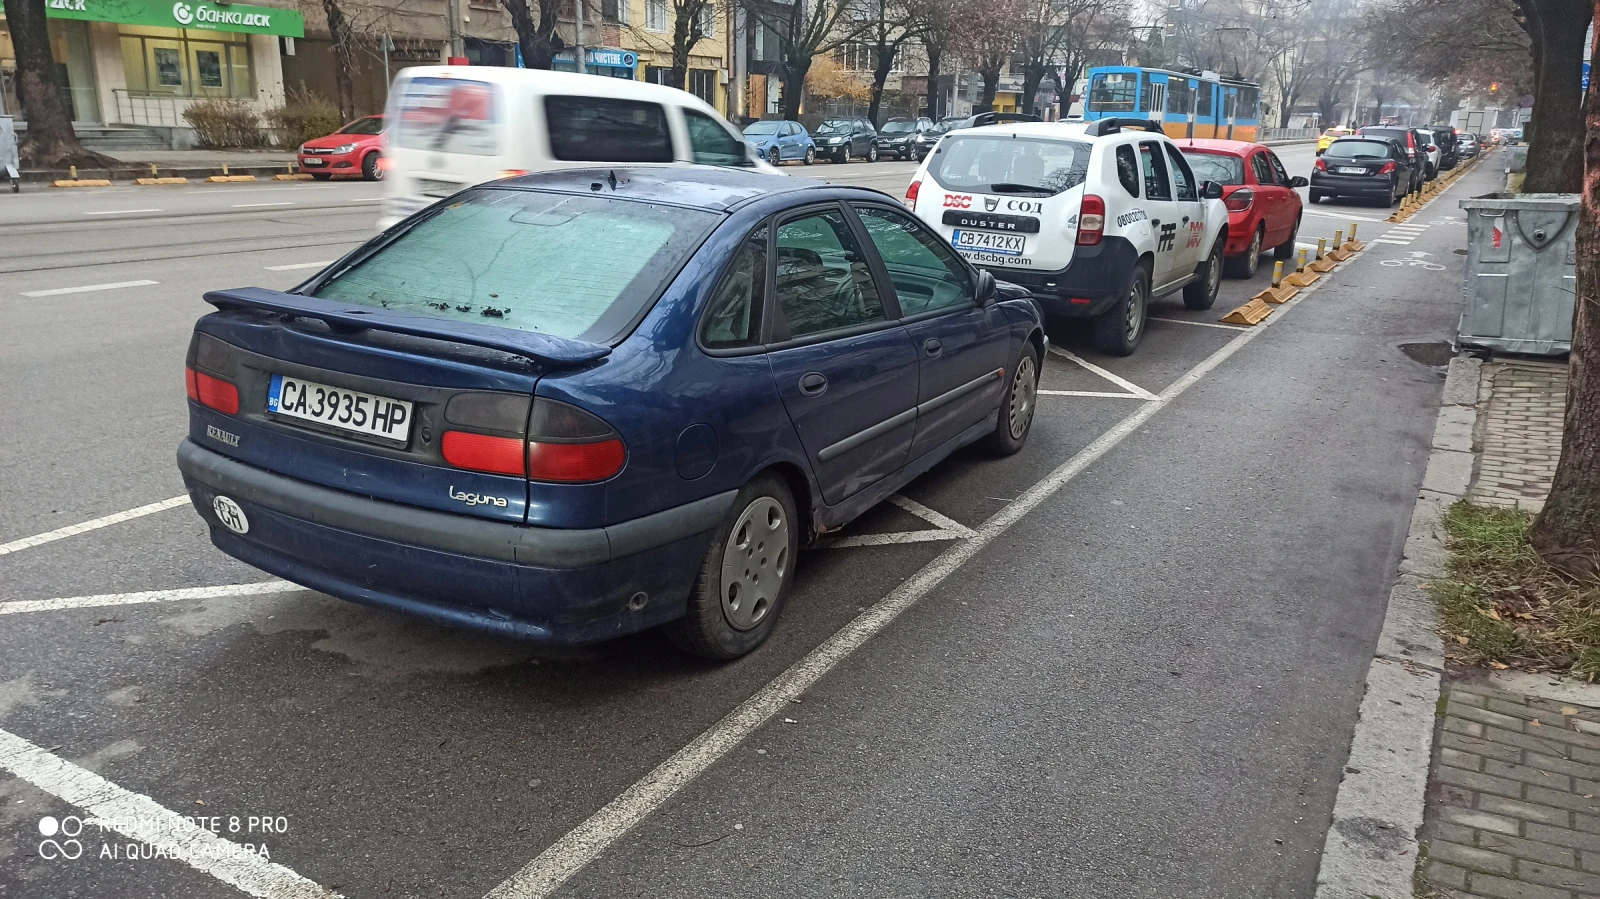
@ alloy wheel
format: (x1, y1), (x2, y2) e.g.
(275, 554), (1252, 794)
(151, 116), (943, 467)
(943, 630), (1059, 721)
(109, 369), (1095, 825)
(719, 497), (789, 631)
(1008, 355), (1038, 440)
(1245, 230), (1260, 275)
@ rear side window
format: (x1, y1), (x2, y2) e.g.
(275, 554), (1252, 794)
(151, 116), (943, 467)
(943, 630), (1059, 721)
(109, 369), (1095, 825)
(685, 109), (750, 166)
(1115, 145), (1141, 196)
(545, 96), (673, 163)
(702, 227), (767, 349)
(1180, 151), (1242, 185)
(929, 135), (1091, 194)
(313, 189), (718, 343)
(392, 77), (501, 156)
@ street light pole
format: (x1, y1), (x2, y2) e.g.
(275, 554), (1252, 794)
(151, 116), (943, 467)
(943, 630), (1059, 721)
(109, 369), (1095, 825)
(446, 0), (464, 59)
(574, 0), (587, 74)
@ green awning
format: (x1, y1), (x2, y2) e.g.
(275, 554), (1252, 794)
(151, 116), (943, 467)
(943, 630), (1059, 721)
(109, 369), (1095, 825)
(45, 0), (305, 37)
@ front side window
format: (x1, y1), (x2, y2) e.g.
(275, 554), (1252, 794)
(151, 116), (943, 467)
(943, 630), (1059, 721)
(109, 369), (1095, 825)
(544, 96), (673, 163)
(313, 190), (718, 344)
(854, 205), (971, 317)
(929, 136), (1092, 195)
(685, 109), (750, 166)
(1164, 144), (1197, 200)
(702, 227), (767, 349)
(1087, 72), (1136, 113)
(773, 210), (885, 340)
(1139, 141), (1172, 201)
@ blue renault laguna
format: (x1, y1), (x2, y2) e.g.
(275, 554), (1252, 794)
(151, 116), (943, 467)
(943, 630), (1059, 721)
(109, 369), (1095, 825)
(178, 167), (1044, 659)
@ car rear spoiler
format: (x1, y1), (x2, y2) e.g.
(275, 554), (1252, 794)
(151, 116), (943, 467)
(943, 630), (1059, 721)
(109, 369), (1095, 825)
(203, 287), (613, 366)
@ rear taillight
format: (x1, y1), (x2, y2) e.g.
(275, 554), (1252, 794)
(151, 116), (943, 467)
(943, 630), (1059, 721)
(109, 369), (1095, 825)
(1314, 157), (1327, 172)
(1378, 161), (1397, 174)
(1077, 194), (1105, 246)
(497, 169), (529, 178)
(440, 395), (626, 483)
(187, 367), (239, 415)
(1224, 188), (1254, 212)
(904, 179), (921, 207)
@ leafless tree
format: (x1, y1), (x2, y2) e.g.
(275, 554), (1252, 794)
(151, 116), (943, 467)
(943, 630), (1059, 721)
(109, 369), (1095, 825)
(738, 0), (865, 121)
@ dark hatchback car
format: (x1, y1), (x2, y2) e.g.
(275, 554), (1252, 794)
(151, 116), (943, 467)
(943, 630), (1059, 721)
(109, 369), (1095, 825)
(178, 167), (1045, 659)
(1310, 137), (1416, 206)
(813, 118), (879, 163)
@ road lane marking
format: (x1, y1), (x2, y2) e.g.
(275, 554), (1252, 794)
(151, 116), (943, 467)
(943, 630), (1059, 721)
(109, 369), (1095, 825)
(0, 727), (340, 899)
(483, 230), (1339, 899)
(265, 261), (334, 271)
(1047, 347), (1159, 400)
(1373, 238), (1415, 245)
(83, 209), (163, 216)
(1148, 316), (1248, 331)
(1302, 209), (1386, 223)
(184, 185), (338, 194)
(19, 280), (159, 297)
(1038, 389), (1147, 399)
(1, 581), (300, 615)
(233, 202), (295, 208)
(0, 495), (187, 556)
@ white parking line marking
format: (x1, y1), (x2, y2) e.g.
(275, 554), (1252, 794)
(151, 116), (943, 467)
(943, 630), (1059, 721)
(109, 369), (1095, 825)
(1148, 316), (1248, 331)
(83, 209), (163, 216)
(0, 727), (340, 899)
(1302, 209), (1386, 223)
(820, 495), (975, 549)
(1, 581), (300, 615)
(483, 242), (1337, 899)
(19, 280), (159, 298)
(1038, 389), (1148, 399)
(1046, 347), (1159, 400)
(0, 495), (188, 556)
(264, 261), (334, 271)
(1373, 238), (1415, 245)
(887, 495), (973, 536)
(233, 202), (295, 208)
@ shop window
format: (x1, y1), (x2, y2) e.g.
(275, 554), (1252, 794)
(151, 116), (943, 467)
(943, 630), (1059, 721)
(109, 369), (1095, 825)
(688, 69), (716, 105)
(119, 28), (252, 99)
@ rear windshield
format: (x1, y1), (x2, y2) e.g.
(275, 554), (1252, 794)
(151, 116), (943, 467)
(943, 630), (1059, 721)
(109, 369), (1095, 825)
(929, 135), (1092, 195)
(392, 77), (501, 156)
(1327, 140), (1393, 158)
(313, 190), (718, 343)
(1180, 151), (1244, 185)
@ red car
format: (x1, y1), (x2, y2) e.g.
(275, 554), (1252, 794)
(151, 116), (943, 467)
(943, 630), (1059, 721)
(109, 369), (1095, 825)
(297, 115), (385, 181)
(1177, 139), (1306, 278)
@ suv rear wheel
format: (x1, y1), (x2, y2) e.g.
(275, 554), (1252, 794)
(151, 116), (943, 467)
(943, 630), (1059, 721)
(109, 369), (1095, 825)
(1093, 266), (1149, 356)
(1184, 239), (1224, 309)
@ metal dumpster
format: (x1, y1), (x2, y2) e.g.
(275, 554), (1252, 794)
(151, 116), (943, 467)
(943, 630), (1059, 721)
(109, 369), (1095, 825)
(1457, 192), (1579, 355)
(0, 116), (18, 193)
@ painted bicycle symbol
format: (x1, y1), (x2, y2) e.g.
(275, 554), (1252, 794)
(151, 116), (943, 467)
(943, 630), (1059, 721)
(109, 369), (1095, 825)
(1380, 251), (1446, 271)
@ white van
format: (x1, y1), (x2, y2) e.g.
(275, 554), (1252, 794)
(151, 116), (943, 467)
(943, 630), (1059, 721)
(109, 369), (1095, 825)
(378, 66), (776, 228)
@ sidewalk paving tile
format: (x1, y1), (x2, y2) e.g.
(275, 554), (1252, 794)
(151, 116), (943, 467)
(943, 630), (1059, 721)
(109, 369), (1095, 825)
(1467, 360), (1568, 513)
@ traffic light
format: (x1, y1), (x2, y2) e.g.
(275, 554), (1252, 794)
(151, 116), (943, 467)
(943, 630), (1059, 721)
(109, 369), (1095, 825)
(1490, 82), (1500, 93)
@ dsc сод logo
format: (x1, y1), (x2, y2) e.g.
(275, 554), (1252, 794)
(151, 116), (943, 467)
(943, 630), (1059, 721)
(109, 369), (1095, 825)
(942, 194), (972, 209)
(172, 2), (194, 24)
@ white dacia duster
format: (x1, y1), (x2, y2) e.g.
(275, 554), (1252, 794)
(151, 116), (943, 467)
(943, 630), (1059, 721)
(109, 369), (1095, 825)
(904, 118), (1230, 355)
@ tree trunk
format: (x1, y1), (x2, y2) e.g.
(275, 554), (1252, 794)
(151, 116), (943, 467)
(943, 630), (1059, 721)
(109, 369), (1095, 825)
(780, 60), (809, 122)
(321, 0), (357, 121)
(669, 3), (699, 89)
(925, 45), (942, 119)
(503, 0), (565, 69)
(2, 0), (111, 168)
(979, 65), (1001, 112)
(1529, 7), (1600, 577)
(1020, 61), (1046, 118)
(867, 42), (895, 126)
(1519, 0), (1589, 192)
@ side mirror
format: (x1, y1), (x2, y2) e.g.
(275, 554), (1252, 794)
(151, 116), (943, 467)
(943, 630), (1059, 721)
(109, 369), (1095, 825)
(1201, 180), (1224, 200)
(1290, 175), (1309, 188)
(976, 269), (998, 305)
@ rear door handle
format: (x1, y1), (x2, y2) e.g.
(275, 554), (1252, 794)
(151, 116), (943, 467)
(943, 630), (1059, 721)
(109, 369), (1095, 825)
(798, 372), (828, 396)
(923, 338), (943, 357)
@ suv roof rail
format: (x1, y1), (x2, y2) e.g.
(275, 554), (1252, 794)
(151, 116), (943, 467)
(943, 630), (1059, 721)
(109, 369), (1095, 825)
(1083, 117), (1166, 137)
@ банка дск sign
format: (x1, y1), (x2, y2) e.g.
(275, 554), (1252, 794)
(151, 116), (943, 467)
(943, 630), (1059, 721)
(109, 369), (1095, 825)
(44, 0), (305, 37)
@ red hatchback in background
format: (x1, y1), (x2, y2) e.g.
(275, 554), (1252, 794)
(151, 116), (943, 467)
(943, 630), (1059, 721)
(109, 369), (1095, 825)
(297, 115), (385, 181)
(1177, 139), (1306, 278)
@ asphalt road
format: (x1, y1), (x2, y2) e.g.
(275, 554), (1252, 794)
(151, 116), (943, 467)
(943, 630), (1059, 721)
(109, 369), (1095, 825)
(0, 145), (1499, 899)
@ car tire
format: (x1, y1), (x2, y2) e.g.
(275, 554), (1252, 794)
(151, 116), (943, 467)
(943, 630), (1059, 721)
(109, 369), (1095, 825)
(1308, 190), (1326, 204)
(361, 152), (382, 181)
(768, 147), (781, 166)
(310, 172), (332, 181)
(803, 146), (815, 165)
(835, 149), (848, 163)
(980, 343), (1039, 456)
(867, 145), (878, 163)
(1093, 265), (1149, 357)
(664, 474), (798, 660)
(1184, 238), (1224, 310)
(1225, 226), (1262, 278)
(1273, 214), (1300, 261)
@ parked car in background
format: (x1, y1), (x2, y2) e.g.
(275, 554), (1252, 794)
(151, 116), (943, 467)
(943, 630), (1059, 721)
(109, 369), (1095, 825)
(1427, 125), (1460, 169)
(299, 115), (386, 181)
(1414, 128), (1443, 179)
(377, 67), (773, 229)
(1459, 133), (1481, 157)
(744, 120), (816, 165)
(876, 117), (936, 159)
(1178, 139), (1305, 279)
(914, 118), (957, 160)
(1356, 126), (1427, 191)
(179, 167), (1044, 660)
(1311, 136), (1417, 206)
(813, 118), (878, 162)
(1316, 126), (1354, 155)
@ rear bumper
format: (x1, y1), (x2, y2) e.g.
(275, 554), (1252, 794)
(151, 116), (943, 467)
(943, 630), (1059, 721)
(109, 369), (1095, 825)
(177, 440), (732, 644)
(978, 237), (1138, 318)
(1223, 212), (1260, 255)
(1310, 172), (1394, 197)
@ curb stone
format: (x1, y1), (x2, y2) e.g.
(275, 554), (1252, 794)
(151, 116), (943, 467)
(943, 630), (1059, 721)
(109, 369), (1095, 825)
(1314, 354), (1479, 899)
